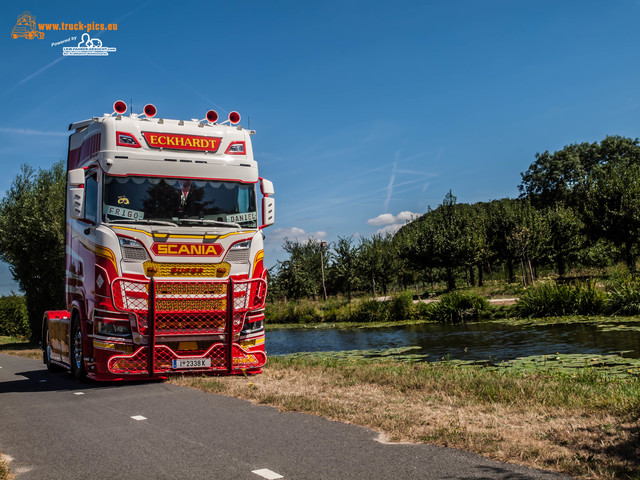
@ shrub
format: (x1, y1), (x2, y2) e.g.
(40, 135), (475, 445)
(412, 301), (431, 320)
(607, 281), (640, 315)
(428, 291), (490, 323)
(389, 291), (415, 321)
(265, 301), (322, 324)
(517, 281), (606, 317)
(353, 299), (391, 322)
(0, 295), (30, 337)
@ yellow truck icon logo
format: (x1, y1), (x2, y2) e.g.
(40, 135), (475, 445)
(11, 12), (44, 40)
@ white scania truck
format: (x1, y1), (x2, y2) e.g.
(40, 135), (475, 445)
(42, 101), (274, 381)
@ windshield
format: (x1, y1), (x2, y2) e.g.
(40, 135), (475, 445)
(103, 176), (257, 227)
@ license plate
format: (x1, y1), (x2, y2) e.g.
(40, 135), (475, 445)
(172, 358), (211, 369)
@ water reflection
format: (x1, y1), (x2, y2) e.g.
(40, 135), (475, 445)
(266, 321), (640, 361)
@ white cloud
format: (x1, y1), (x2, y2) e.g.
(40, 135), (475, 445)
(367, 211), (420, 227)
(267, 227), (327, 243)
(367, 213), (396, 226)
(375, 224), (404, 235)
(397, 211), (419, 222)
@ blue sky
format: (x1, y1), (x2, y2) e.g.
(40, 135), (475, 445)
(2, 1), (640, 294)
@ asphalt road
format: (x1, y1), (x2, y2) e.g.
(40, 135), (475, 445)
(0, 353), (573, 480)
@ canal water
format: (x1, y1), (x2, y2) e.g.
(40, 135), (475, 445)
(266, 320), (640, 362)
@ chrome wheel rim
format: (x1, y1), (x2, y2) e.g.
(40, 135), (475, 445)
(46, 329), (51, 363)
(73, 325), (82, 369)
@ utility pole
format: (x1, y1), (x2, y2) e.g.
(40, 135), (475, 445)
(320, 241), (327, 301)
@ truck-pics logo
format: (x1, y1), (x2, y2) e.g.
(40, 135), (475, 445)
(11, 11), (44, 39)
(63, 33), (116, 56)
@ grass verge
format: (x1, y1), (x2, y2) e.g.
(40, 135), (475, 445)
(0, 452), (10, 480)
(173, 356), (640, 480)
(0, 336), (39, 360)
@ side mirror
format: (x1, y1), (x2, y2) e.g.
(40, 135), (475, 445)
(260, 178), (274, 196)
(68, 188), (84, 220)
(67, 168), (85, 220)
(68, 168), (85, 186)
(261, 197), (275, 227)
(259, 178), (275, 228)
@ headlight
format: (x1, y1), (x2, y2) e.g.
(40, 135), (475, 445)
(96, 320), (131, 336)
(225, 239), (251, 263)
(230, 240), (251, 250)
(118, 236), (150, 262)
(119, 237), (144, 248)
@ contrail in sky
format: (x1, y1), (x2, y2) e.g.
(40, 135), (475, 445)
(6, 57), (65, 94)
(0, 127), (67, 136)
(384, 149), (401, 213)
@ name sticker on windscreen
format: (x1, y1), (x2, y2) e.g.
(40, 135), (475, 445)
(226, 212), (257, 223)
(104, 205), (145, 221)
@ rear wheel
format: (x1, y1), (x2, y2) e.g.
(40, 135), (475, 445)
(70, 316), (87, 381)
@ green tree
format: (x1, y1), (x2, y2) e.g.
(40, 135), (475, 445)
(331, 236), (359, 302)
(505, 201), (545, 285)
(519, 136), (640, 208)
(276, 238), (329, 300)
(581, 162), (640, 270)
(425, 192), (481, 290)
(0, 162), (66, 342)
(396, 193), (487, 290)
(483, 198), (545, 284)
(540, 204), (584, 276)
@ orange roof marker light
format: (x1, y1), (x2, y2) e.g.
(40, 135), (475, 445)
(218, 110), (241, 126)
(228, 111), (241, 125)
(143, 104), (157, 118)
(206, 110), (219, 123)
(113, 100), (127, 115)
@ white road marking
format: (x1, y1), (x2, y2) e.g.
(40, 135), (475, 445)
(131, 415), (147, 421)
(252, 469), (284, 479)
(73, 392), (85, 395)
(39, 379), (47, 383)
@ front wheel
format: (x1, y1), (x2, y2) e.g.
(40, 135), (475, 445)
(70, 317), (87, 381)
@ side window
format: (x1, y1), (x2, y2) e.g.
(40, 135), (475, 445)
(84, 173), (98, 223)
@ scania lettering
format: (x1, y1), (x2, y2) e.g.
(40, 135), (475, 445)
(42, 101), (275, 381)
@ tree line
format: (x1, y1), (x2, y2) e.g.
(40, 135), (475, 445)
(269, 135), (640, 300)
(1, 135), (640, 338)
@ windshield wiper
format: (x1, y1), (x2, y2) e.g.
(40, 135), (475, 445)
(107, 219), (179, 227)
(178, 218), (241, 228)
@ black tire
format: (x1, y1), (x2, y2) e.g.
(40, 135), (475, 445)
(70, 316), (87, 382)
(43, 322), (62, 372)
